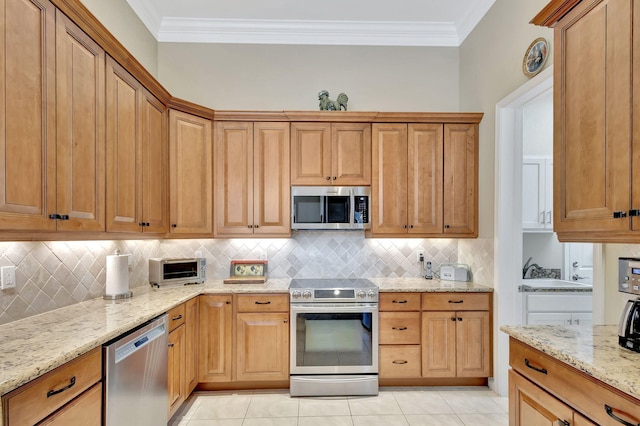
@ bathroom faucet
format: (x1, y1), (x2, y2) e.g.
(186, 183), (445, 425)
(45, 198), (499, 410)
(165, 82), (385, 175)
(522, 257), (542, 279)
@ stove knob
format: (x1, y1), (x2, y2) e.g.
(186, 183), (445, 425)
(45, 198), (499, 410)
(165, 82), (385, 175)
(291, 290), (301, 300)
(367, 290), (377, 300)
(302, 290), (312, 299)
(357, 290), (366, 299)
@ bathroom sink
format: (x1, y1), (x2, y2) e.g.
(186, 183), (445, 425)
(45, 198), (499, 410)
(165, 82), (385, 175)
(521, 279), (592, 289)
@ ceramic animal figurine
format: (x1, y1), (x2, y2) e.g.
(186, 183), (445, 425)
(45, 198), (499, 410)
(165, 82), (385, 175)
(318, 90), (348, 111)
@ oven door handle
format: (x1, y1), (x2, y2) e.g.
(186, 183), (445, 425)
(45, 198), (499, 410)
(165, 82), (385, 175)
(290, 303), (378, 314)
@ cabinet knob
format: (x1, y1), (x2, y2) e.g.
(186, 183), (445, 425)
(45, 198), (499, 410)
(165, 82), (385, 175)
(248, 225), (253, 228)
(403, 225), (407, 229)
(613, 211), (627, 219)
(445, 224), (451, 228)
(326, 176), (331, 180)
(139, 222), (144, 226)
(630, 209), (640, 217)
(254, 224), (259, 228)
(409, 225), (414, 228)
(332, 176), (337, 180)
(145, 222), (150, 227)
(171, 224), (177, 228)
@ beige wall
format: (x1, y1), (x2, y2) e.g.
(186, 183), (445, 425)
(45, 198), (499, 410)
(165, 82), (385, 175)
(79, 0), (158, 77)
(459, 0), (552, 237)
(158, 44), (459, 111)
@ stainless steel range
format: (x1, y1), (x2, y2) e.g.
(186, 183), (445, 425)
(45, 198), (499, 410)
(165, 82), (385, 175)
(289, 278), (379, 397)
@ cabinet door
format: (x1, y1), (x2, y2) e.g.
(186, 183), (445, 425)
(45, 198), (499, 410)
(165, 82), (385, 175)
(443, 123), (477, 235)
(56, 11), (105, 232)
(509, 369), (574, 426)
(421, 311), (456, 377)
(214, 121), (253, 235)
(169, 110), (213, 234)
(185, 297), (199, 394)
(408, 124), (443, 234)
(140, 89), (168, 234)
(456, 311), (491, 377)
(168, 324), (186, 418)
(527, 312), (572, 326)
(632, 0), (640, 232)
(39, 383), (102, 426)
(199, 295), (233, 382)
(290, 122), (331, 185)
(254, 122), (290, 234)
(0, 0), (56, 231)
(236, 312), (289, 381)
(106, 56), (140, 233)
(522, 157), (546, 230)
(372, 124), (408, 234)
(555, 0), (632, 233)
(331, 123), (371, 185)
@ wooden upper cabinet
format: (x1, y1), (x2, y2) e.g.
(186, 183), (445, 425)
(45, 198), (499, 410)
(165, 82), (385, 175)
(55, 10), (105, 232)
(372, 124), (408, 234)
(443, 124), (477, 236)
(291, 122), (371, 185)
(215, 121), (290, 236)
(140, 89), (168, 233)
(169, 109), (213, 235)
(534, 0), (635, 241)
(408, 124), (444, 234)
(0, 0), (56, 231)
(106, 56), (140, 233)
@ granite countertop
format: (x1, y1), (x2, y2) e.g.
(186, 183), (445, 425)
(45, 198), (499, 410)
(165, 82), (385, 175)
(501, 324), (640, 401)
(0, 277), (492, 407)
(519, 279), (593, 293)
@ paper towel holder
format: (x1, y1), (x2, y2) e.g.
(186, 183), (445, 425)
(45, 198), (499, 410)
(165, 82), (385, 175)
(103, 250), (133, 300)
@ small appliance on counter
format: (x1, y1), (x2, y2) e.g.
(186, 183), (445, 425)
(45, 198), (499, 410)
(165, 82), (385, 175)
(149, 257), (206, 288)
(618, 257), (640, 352)
(104, 251), (132, 300)
(439, 263), (471, 282)
(223, 260), (268, 284)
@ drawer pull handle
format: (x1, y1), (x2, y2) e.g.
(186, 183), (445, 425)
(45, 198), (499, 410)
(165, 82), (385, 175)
(448, 300), (464, 304)
(255, 301), (271, 305)
(392, 360), (408, 364)
(524, 358), (548, 375)
(172, 314), (183, 321)
(392, 327), (408, 330)
(392, 300), (408, 304)
(605, 404), (640, 426)
(47, 376), (76, 398)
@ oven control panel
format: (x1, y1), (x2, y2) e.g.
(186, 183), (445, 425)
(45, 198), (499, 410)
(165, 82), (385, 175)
(290, 287), (378, 302)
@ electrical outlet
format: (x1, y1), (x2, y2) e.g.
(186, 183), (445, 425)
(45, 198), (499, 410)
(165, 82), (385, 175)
(416, 251), (425, 262)
(1, 266), (16, 289)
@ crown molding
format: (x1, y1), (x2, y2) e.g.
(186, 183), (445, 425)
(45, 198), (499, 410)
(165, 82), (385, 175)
(456, 0), (496, 43)
(126, 0), (162, 36)
(157, 18), (460, 46)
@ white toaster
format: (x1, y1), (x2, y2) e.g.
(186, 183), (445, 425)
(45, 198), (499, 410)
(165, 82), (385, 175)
(440, 265), (470, 282)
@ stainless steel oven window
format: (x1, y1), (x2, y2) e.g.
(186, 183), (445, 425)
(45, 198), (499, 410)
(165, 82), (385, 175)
(290, 304), (378, 375)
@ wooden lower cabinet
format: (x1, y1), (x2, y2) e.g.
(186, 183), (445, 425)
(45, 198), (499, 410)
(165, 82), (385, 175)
(422, 293), (491, 378)
(509, 338), (640, 426)
(236, 312), (289, 381)
(168, 323), (186, 418)
(2, 347), (102, 426)
(185, 297), (199, 393)
(199, 295), (233, 383)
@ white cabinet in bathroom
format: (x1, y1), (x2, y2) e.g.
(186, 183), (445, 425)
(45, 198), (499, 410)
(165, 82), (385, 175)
(527, 312), (592, 326)
(522, 156), (553, 232)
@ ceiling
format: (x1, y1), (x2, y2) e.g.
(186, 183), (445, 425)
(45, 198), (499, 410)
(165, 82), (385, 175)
(126, 0), (496, 47)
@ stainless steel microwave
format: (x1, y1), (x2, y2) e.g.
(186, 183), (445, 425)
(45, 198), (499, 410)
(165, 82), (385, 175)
(291, 186), (371, 230)
(149, 258), (206, 287)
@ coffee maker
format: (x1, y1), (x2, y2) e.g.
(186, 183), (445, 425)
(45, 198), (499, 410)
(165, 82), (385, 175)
(618, 258), (640, 352)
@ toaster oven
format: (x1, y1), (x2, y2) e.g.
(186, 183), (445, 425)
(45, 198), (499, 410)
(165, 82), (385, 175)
(149, 258), (206, 287)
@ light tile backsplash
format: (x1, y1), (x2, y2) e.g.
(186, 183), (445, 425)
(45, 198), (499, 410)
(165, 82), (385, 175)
(0, 232), (484, 325)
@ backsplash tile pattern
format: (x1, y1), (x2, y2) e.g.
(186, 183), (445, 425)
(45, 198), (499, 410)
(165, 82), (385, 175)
(458, 238), (494, 286)
(0, 232), (465, 324)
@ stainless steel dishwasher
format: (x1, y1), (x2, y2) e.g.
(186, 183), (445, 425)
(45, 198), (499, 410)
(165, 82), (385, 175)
(104, 314), (168, 426)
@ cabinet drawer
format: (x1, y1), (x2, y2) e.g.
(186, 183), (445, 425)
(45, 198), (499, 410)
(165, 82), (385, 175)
(5, 347), (101, 426)
(379, 312), (421, 344)
(236, 294), (289, 312)
(380, 293), (421, 311)
(510, 338), (640, 425)
(422, 293), (490, 311)
(39, 382), (102, 426)
(379, 345), (421, 378)
(167, 303), (186, 331)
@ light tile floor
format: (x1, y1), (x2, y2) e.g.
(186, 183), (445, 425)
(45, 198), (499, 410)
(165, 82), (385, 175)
(169, 387), (508, 426)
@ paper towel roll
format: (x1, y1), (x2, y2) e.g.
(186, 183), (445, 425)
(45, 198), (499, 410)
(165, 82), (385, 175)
(105, 254), (130, 298)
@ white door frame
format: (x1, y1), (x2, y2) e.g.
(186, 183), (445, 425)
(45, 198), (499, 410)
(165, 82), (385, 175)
(493, 66), (553, 396)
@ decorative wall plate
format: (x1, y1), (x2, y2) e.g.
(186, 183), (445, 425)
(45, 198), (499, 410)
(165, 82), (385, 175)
(523, 37), (549, 78)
